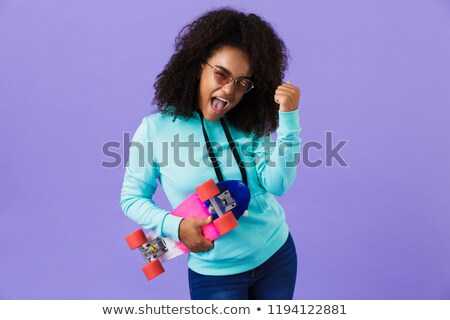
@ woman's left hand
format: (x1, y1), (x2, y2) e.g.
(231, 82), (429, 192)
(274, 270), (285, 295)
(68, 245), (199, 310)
(274, 81), (301, 112)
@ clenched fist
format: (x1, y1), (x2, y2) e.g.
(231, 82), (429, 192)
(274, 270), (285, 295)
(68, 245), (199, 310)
(274, 81), (301, 112)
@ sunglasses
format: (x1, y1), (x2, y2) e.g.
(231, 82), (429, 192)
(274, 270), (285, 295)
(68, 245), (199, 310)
(203, 61), (254, 94)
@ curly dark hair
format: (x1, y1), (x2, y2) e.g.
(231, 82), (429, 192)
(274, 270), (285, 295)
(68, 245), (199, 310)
(153, 7), (289, 136)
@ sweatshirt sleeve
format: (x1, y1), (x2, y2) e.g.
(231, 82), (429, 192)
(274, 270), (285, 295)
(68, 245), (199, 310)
(253, 109), (301, 196)
(120, 117), (183, 241)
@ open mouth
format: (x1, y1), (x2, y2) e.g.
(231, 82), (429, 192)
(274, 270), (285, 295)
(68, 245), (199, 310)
(210, 96), (230, 112)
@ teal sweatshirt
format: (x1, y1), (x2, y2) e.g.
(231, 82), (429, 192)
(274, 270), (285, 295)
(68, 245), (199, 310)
(120, 109), (301, 275)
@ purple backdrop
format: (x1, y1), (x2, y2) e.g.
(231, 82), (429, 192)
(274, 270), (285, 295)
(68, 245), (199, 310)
(1, 0), (449, 299)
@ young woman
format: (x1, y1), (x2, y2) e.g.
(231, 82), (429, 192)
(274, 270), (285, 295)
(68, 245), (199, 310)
(121, 8), (301, 299)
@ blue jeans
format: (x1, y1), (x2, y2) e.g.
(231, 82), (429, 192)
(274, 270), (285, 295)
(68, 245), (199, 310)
(188, 233), (297, 300)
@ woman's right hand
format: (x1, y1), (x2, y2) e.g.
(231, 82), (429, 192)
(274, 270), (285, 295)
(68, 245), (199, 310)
(178, 217), (214, 252)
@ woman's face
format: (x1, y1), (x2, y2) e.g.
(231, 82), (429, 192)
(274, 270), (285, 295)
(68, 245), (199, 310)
(197, 46), (252, 121)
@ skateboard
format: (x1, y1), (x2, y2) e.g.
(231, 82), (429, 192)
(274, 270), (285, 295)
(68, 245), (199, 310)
(125, 179), (250, 281)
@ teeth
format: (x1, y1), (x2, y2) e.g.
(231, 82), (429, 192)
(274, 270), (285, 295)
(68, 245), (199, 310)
(215, 97), (229, 103)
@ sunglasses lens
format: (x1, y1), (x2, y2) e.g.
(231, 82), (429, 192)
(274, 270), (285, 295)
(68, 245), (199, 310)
(214, 69), (232, 85)
(236, 79), (253, 93)
(212, 66), (254, 93)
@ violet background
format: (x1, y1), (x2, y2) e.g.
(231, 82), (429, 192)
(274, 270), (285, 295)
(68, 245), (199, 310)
(1, 0), (449, 299)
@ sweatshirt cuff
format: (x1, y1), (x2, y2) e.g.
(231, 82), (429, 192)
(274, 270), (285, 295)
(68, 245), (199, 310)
(278, 109), (300, 130)
(161, 213), (183, 242)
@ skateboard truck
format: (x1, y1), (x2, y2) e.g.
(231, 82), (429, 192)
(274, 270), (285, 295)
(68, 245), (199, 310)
(208, 189), (237, 217)
(139, 236), (168, 263)
(125, 229), (168, 281)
